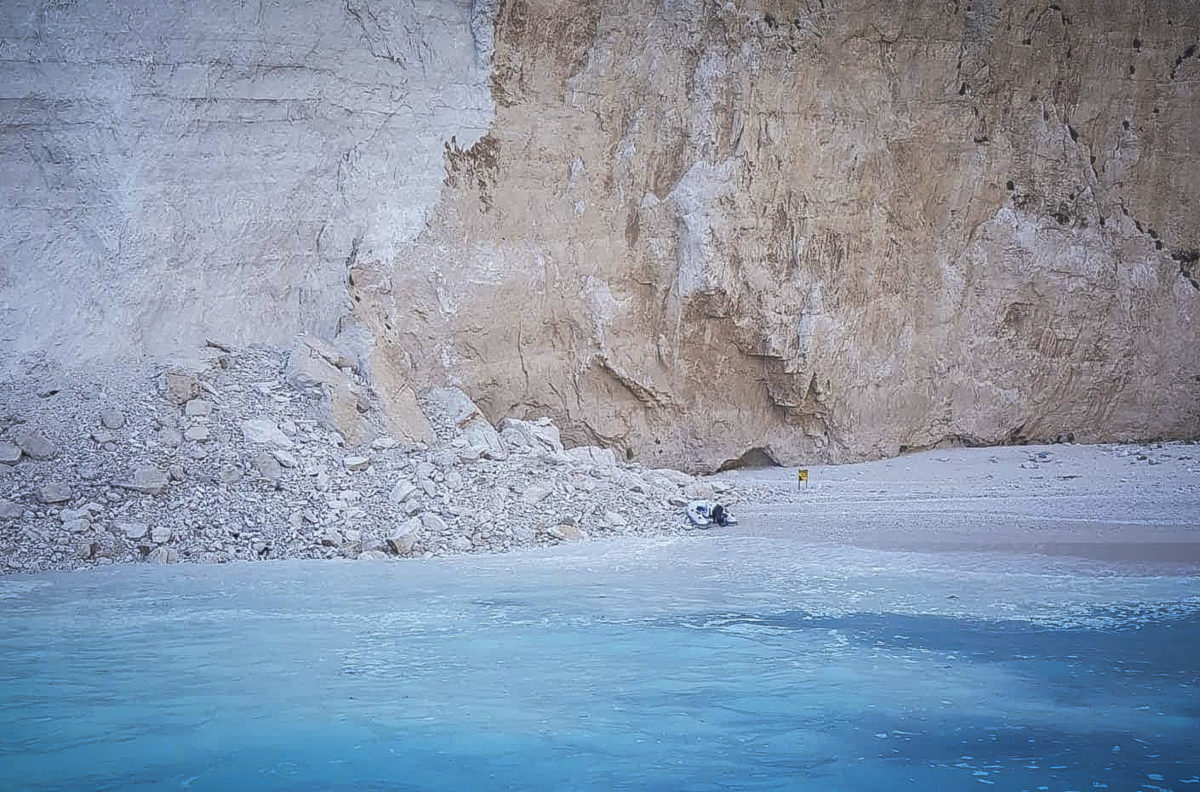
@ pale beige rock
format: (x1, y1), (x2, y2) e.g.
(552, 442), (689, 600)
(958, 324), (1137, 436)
(348, 0), (1200, 472)
(164, 372), (199, 406)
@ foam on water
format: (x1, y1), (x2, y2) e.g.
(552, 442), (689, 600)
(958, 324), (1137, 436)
(1, 533), (1198, 791)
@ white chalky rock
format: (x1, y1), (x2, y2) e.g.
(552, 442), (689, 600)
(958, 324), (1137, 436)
(0, 441), (21, 464)
(184, 398), (213, 416)
(343, 455), (370, 472)
(424, 387), (508, 460)
(271, 449), (299, 468)
(421, 513), (450, 534)
(389, 480), (418, 504)
(117, 521), (149, 540)
(254, 452), (284, 486)
(184, 426), (211, 442)
(240, 419), (295, 449)
(150, 526), (172, 543)
(604, 510), (628, 527)
(100, 409), (126, 429)
(146, 546), (180, 564)
(521, 483), (553, 504)
(127, 466), (169, 495)
(566, 446), (617, 469)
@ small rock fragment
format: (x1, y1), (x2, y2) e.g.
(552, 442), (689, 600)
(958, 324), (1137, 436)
(165, 371), (200, 405)
(271, 449), (299, 468)
(521, 483), (553, 505)
(422, 513), (449, 534)
(253, 452), (283, 486)
(100, 409), (126, 429)
(16, 428), (58, 460)
(146, 546), (180, 564)
(0, 499), (25, 519)
(184, 398), (213, 417)
(184, 426), (211, 442)
(126, 466), (169, 495)
(343, 455), (371, 472)
(38, 483), (72, 504)
(150, 526), (172, 543)
(0, 441), (23, 465)
(389, 480), (417, 504)
(116, 521), (149, 540)
(240, 419), (295, 449)
(603, 510), (628, 528)
(558, 524), (584, 541)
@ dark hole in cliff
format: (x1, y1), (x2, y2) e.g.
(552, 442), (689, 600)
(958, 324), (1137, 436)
(973, 135), (989, 143)
(1023, 37), (1032, 45)
(1129, 64), (1136, 76)
(1006, 179), (1015, 191)
(1067, 125), (1078, 142)
(1172, 250), (1200, 264)
(1148, 228), (1159, 239)
(718, 446), (780, 471)
(625, 447), (634, 461)
(1123, 119), (1130, 130)
(763, 12), (777, 28)
(1155, 240), (1164, 250)
(1133, 37), (1142, 50)
(1054, 210), (1070, 225)
(959, 82), (967, 95)
(1098, 216), (1105, 227)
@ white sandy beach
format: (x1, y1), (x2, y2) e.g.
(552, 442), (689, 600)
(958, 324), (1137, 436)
(724, 443), (1200, 568)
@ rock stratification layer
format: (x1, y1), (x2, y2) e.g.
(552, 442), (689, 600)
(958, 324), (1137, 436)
(2, 1), (1198, 471)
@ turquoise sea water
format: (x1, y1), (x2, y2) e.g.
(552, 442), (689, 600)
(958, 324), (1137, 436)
(1, 535), (1197, 791)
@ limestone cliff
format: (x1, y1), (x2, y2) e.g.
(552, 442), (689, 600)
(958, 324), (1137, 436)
(2, 0), (1198, 471)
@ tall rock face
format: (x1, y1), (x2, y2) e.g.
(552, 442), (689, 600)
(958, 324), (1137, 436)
(2, 1), (1198, 471)
(0, 0), (493, 361)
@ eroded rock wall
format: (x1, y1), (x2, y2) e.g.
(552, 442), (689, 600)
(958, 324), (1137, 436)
(2, 0), (1198, 471)
(0, 0), (492, 362)
(355, 0), (1200, 470)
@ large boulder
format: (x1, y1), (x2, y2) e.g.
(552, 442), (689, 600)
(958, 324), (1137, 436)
(424, 387), (507, 460)
(566, 445), (618, 470)
(498, 417), (564, 454)
(240, 419), (295, 450)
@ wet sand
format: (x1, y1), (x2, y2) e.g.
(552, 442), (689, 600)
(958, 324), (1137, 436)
(725, 443), (1200, 571)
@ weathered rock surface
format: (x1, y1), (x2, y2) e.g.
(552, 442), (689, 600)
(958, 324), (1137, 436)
(0, 1), (1197, 472)
(0, 442), (21, 465)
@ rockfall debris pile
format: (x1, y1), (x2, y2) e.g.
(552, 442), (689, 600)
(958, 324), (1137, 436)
(0, 339), (769, 574)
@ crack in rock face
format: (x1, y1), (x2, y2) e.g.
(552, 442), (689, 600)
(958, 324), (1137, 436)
(1, 0), (1198, 473)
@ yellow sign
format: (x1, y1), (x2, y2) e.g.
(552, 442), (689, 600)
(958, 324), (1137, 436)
(797, 469), (809, 482)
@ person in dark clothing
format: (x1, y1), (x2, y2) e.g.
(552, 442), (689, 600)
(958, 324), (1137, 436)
(710, 503), (729, 526)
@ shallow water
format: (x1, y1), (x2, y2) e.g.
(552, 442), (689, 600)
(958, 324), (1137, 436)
(1, 534), (1198, 791)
